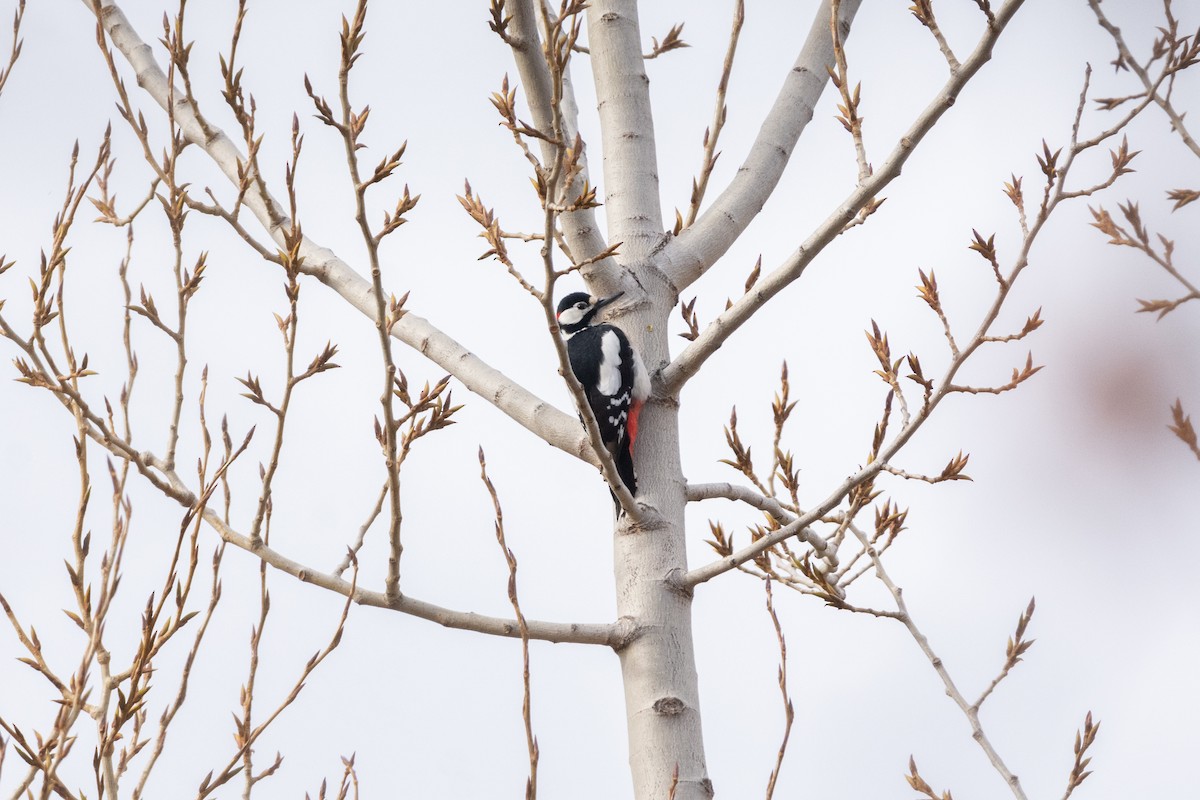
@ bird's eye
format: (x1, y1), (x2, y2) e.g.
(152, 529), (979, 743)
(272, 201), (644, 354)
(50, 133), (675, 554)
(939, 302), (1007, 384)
(576, 302), (587, 310)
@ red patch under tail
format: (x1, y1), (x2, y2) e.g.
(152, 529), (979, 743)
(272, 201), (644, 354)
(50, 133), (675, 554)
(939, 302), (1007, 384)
(628, 399), (644, 451)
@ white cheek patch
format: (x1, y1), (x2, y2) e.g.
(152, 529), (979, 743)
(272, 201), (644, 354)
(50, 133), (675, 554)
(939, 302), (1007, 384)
(598, 330), (623, 395)
(558, 307), (585, 328)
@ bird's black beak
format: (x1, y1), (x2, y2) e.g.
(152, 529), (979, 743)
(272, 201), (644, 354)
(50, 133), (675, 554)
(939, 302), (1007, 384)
(592, 291), (625, 313)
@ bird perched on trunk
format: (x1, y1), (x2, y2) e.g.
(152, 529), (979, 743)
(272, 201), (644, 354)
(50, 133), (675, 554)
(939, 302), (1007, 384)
(556, 291), (650, 504)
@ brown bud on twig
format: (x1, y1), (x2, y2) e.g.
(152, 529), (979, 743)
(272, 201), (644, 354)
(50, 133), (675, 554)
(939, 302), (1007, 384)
(678, 297), (700, 341)
(645, 23), (689, 59)
(1169, 399), (1200, 461)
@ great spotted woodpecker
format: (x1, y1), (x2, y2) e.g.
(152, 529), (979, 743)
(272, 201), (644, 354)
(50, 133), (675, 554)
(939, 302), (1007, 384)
(556, 291), (651, 500)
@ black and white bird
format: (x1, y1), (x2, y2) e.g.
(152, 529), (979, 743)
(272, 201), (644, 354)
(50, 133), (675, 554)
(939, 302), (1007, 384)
(556, 291), (651, 501)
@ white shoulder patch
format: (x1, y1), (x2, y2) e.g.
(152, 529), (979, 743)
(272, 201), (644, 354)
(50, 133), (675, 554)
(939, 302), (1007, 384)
(598, 330), (623, 395)
(631, 348), (650, 402)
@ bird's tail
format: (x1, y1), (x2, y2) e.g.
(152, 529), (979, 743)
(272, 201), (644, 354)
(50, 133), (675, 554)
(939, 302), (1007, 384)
(609, 442), (638, 512)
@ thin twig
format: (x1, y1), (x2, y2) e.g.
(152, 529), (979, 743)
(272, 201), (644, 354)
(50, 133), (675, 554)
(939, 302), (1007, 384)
(830, 0), (870, 184)
(531, 5), (646, 522)
(327, 0), (411, 600)
(848, 523), (1029, 799)
(762, 580), (793, 800)
(195, 561), (359, 800)
(479, 449), (538, 799)
(0, 0), (25, 98)
(682, 0), (743, 229)
(1088, 0), (1200, 158)
(334, 481), (389, 578)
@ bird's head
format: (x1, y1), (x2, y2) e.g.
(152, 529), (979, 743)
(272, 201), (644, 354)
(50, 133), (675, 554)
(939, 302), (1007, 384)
(555, 291), (623, 336)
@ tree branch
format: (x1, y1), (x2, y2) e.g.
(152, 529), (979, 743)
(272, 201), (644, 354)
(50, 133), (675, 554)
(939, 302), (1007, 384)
(850, 524), (1029, 799)
(687, 470), (882, 586)
(141, 450), (631, 647)
(658, 0), (863, 292)
(4, 328), (628, 649)
(662, 0), (1026, 394)
(1088, 0), (1200, 159)
(86, 0), (597, 468)
(685, 481), (792, 527)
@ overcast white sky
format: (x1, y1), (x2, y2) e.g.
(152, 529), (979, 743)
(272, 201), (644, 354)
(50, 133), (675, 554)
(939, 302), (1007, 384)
(1, 1), (1198, 798)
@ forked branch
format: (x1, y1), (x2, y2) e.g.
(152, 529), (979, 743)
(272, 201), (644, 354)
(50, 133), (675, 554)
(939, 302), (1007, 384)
(663, 0), (1026, 393)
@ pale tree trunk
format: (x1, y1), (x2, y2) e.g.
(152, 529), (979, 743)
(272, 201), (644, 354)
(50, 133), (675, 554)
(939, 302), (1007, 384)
(584, 1), (863, 794)
(585, 2), (712, 794)
(613, 313), (704, 797)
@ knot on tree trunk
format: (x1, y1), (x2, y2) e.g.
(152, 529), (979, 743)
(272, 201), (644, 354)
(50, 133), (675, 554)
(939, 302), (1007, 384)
(652, 696), (686, 716)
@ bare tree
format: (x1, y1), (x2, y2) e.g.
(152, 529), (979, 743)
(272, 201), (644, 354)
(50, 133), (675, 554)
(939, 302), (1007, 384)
(0, 0), (1193, 797)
